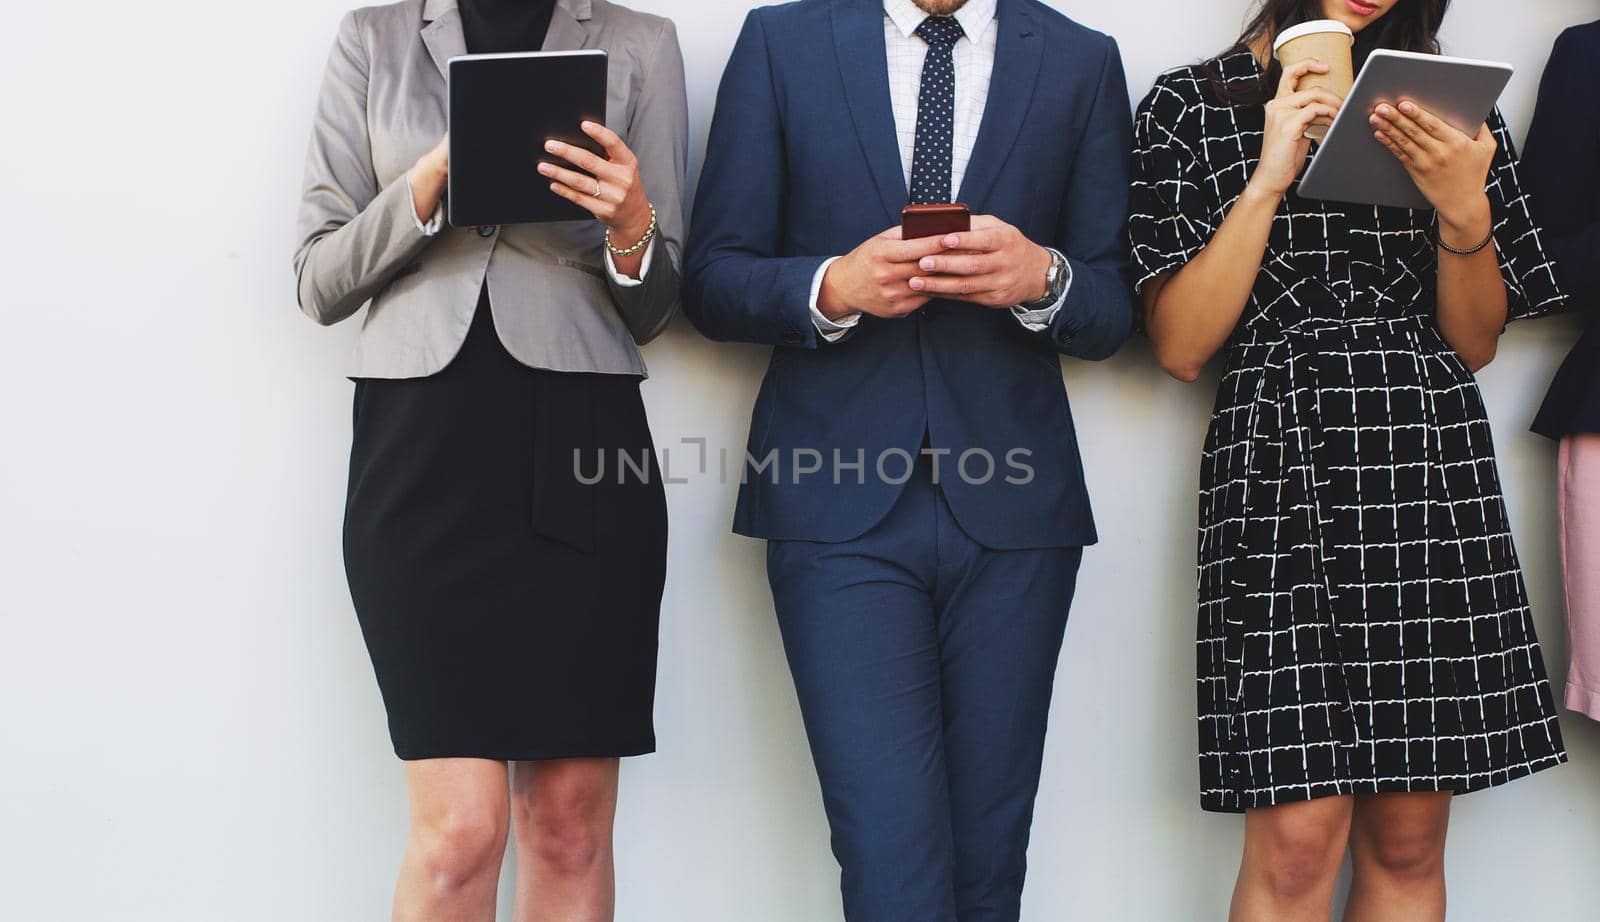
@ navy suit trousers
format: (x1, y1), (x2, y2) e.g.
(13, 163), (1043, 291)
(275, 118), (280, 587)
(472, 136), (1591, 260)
(766, 461), (1082, 922)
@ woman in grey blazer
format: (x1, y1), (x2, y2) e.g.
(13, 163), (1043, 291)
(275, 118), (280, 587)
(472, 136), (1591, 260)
(292, 1), (685, 918)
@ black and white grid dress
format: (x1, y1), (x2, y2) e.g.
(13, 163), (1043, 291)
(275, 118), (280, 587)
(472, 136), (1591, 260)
(1130, 51), (1568, 813)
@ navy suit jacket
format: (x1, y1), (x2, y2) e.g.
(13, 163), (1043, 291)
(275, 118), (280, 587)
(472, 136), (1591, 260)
(1525, 20), (1600, 439)
(683, 0), (1134, 550)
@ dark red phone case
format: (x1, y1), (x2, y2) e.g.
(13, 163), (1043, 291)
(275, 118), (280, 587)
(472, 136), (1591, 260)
(901, 203), (972, 240)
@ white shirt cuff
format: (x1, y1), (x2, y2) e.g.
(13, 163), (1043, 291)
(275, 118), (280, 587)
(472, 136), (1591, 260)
(406, 173), (445, 236)
(809, 257), (859, 342)
(604, 236), (656, 287)
(1011, 250), (1073, 332)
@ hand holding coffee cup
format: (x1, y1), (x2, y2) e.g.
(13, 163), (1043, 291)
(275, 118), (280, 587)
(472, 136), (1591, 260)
(1273, 20), (1355, 139)
(1248, 60), (1346, 199)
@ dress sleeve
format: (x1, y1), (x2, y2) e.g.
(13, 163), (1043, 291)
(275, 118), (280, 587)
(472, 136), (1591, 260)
(1482, 107), (1570, 322)
(1128, 72), (1216, 296)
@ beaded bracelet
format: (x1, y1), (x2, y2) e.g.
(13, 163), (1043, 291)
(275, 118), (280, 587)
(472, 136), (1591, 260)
(605, 204), (658, 258)
(1438, 225), (1494, 257)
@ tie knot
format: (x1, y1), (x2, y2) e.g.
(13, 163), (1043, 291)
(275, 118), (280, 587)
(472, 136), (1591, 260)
(914, 15), (964, 49)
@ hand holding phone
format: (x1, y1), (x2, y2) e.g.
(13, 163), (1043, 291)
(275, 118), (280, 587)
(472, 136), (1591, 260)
(908, 214), (1056, 308)
(815, 225), (954, 322)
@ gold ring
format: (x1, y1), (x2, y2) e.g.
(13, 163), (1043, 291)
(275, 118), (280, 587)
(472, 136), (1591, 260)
(592, 180), (603, 197)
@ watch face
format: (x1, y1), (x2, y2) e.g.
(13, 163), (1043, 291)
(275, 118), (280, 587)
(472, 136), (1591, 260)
(1047, 254), (1067, 297)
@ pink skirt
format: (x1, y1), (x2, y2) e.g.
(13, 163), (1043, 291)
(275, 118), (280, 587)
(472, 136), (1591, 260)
(1562, 434), (1600, 721)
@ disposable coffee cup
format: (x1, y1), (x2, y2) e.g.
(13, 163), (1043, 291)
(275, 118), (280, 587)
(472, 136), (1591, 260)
(1273, 20), (1355, 140)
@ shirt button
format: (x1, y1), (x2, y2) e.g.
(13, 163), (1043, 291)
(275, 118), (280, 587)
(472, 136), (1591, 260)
(476, 225), (496, 238)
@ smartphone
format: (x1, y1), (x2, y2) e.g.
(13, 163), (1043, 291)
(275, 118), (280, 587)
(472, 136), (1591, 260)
(901, 203), (971, 240)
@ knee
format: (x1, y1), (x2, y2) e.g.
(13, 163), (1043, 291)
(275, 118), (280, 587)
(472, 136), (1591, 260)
(1256, 824), (1346, 901)
(413, 801), (508, 893)
(515, 775), (613, 876)
(1358, 823), (1446, 882)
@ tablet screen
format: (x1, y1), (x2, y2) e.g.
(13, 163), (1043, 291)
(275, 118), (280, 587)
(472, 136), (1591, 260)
(448, 50), (609, 227)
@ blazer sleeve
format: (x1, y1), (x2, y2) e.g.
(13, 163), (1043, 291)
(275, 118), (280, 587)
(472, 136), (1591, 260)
(1522, 25), (1600, 306)
(292, 11), (435, 326)
(606, 19), (689, 345)
(682, 10), (830, 348)
(1040, 36), (1136, 360)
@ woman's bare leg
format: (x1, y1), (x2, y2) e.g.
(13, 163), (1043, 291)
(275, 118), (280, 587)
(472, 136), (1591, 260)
(1230, 795), (1354, 922)
(511, 758), (620, 922)
(1344, 791), (1451, 922)
(393, 758), (510, 922)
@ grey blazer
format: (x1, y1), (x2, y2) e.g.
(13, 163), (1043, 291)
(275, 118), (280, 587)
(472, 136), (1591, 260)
(293, 0), (687, 378)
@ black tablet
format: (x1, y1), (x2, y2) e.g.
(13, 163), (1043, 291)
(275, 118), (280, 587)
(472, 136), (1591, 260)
(447, 50), (608, 227)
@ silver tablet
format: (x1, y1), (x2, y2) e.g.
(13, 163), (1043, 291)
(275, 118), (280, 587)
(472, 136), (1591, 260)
(1298, 49), (1512, 210)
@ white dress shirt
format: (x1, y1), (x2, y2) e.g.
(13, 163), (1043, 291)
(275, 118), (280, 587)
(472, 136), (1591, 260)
(810, 0), (1068, 341)
(408, 175), (652, 288)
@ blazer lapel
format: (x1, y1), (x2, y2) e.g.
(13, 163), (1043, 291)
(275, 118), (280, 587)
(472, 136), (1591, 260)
(833, 0), (906, 223)
(421, 0), (465, 79)
(542, 0), (595, 52)
(956, 0), (1042, 209)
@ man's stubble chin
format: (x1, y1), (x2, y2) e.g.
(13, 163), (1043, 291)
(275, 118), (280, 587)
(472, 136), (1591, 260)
(911, 0), (968, 17)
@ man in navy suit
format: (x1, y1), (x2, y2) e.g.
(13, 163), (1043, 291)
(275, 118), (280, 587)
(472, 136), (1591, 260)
(684, 1), (1132, 918)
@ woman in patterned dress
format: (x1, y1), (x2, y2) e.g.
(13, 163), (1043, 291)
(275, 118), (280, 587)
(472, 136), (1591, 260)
(1130, 1), (1567, 918)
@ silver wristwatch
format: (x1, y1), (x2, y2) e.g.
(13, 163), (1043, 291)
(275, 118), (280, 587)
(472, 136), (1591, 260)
(1021, 249), (1068, 311)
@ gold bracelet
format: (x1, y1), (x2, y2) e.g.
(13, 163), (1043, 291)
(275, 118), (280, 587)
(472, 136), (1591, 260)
(605, 204), (657, 258)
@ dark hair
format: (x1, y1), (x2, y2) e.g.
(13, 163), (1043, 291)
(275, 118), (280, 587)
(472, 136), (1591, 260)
(1205, 0), (1449, 105)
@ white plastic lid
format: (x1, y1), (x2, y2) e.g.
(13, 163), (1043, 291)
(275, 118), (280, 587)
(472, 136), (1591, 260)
(1273, 19), (1355, 53)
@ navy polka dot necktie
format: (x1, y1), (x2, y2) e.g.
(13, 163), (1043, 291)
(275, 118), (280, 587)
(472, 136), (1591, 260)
(910, 16), (964, 205)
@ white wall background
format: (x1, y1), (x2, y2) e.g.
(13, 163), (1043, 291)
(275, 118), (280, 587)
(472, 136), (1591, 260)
(1, 1), (1594, 919)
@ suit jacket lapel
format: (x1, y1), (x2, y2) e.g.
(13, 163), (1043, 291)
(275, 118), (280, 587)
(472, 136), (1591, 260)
(956, 0), (1042, 209)
(421, 0), (465, 79)
(542, 0), (595, 52)
(833, 0), (906, 223)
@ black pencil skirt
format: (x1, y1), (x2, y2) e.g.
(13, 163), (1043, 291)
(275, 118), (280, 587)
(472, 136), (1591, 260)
(343, 294), (667, 761)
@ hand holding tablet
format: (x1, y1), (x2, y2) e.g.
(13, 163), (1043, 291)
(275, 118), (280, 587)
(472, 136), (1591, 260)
(538, 121), (656, 251)
(406, 135), (451, 226)
(1370, 99), (1499, 233)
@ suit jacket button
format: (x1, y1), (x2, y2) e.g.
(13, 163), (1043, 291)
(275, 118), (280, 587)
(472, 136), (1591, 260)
(782, 330), (805, 345)
(476, 225), (496, 238)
